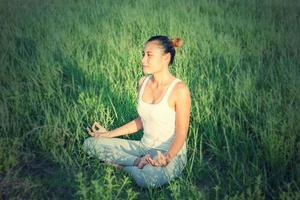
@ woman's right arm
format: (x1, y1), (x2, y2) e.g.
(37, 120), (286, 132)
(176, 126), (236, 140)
(104, 117), (143, 138)
(94, 76), (147, 138)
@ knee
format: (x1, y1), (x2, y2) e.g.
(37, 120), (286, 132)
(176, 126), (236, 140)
(123, 167), (150, 188)
(132, 166), (168, 188)
(135, 179), (149, 188)
(132, 174), (152, 188)
(83, 137), (111, 156)
(83, 137), (95, 153)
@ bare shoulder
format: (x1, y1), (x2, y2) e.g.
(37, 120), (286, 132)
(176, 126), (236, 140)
(174, 81), (190, 97)
(172, 81), (191, 106)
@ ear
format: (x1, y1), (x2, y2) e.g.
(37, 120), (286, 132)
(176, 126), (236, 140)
(163, 52), (171, 64)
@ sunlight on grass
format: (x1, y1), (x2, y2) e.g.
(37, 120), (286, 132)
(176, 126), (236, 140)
(1, 0), (299, 199)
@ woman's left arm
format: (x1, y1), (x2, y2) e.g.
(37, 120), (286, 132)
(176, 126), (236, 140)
(165, 83), (191, 161)
(148, 83), (191, 166)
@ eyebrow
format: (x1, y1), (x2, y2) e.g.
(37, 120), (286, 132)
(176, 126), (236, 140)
(142, 51), (153, 54)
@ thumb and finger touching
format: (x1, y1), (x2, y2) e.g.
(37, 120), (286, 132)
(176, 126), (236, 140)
(91, 122), (107, 134)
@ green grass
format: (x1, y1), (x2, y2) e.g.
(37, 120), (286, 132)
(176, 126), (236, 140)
(1, 0), (299, 199)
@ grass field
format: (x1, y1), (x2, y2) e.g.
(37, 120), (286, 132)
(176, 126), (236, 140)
(1, 0), (299, 199)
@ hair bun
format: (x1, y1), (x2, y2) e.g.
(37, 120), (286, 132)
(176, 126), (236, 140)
(170, 37), (183, 48)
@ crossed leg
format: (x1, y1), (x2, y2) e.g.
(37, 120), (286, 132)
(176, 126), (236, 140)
(83, 137), (186, 187)
(83, 137), (146, 166)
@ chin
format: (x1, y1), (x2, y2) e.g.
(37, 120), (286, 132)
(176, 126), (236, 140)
(143, 68), (152, 74)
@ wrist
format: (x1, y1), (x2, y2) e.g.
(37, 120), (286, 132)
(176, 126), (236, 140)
(164, 152), (172, 164)
(106, 131), (112, 138)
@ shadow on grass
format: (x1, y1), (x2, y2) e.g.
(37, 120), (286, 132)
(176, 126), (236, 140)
(1, 46), (141, 198)
(53, 48), (148, 195)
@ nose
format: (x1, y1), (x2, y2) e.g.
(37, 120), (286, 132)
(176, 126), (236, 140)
(141, 55), (147, 65)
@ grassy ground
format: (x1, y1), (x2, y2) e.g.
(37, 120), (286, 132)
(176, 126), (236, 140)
(0, 0), (299, 199)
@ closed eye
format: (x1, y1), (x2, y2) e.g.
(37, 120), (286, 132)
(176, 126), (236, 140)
(142, 51), (153, 57)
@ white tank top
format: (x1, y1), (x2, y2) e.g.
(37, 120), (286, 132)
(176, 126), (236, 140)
(137, 75), (181, 151)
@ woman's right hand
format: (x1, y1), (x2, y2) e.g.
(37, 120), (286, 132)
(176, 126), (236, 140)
(91, 122), (107, 133)
(86, 122), (109, 138)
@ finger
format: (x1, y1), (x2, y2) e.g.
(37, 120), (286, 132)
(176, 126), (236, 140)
(86, 127), (94, 136)
(157, 151), (163, 163)
(97, 123), (107, 132)
(158, 152), (167, 165)
(145, 157), (151, 163)
(92, 122), (97, 132)
(147, 157), (156, 166)
(158, 151), (164, 159)
(157, 151), (167, 166)
(94, 122), (101, 129)
(153, 160), (160, 166)
(164, 153), (171, 164)
(148, 154), (158, 166)
(86, 127), (91, 134)
(161, 157), (167, 166)
(93, 122), (107, 133)
(152, 158), (160, 166)
(146, 157), (153, 164)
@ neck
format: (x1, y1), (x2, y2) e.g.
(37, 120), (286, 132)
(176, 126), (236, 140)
(151, 69), (174, 87)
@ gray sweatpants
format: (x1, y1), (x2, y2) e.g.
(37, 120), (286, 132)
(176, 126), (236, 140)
(83, 137), (187, 188)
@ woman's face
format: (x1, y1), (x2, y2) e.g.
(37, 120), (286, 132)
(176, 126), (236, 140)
(141, 41), (169, 74)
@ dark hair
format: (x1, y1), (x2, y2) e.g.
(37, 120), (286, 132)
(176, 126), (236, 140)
(147, 35), (183, 65)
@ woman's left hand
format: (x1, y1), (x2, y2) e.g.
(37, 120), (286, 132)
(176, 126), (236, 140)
(147, 151), (171, 167)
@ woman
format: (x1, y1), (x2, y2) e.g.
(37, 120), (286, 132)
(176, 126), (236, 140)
(83, 35), (191, 188)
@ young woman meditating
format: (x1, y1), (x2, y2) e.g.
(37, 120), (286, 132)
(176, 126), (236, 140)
(83, 35), (191, 188)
